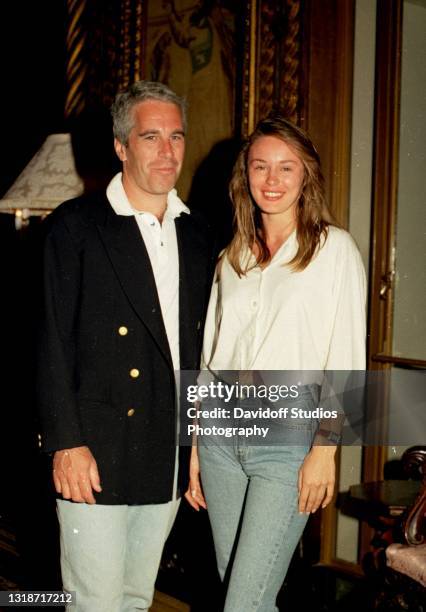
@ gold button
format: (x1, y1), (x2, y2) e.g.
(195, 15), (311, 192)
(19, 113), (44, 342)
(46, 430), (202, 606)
(130, 368), (140, 378)
(127, 408), (135, 417)
(118, 326), (128, 336)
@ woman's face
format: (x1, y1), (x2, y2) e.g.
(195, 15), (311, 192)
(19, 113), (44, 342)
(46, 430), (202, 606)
(247, 135), (305, 221)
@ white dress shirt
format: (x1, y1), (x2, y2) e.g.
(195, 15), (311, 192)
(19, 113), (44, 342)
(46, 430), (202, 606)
(106, 172), (190, 371)
(202, 226), (366, 373)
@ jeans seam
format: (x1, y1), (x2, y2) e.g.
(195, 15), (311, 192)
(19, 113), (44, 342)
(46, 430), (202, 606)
(251, 498), (298, 611)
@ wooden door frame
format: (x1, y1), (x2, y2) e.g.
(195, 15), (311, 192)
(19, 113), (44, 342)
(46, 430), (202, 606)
(362, 6), (404, 556)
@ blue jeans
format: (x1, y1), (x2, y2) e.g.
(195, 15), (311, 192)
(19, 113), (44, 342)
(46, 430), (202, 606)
(198, 389), (314, 612)
(57, 499), (180, 611)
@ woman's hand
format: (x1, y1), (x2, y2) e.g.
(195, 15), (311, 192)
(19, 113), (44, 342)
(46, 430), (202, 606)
(184, 445), (207, 511)
(297, 446), (336, 514)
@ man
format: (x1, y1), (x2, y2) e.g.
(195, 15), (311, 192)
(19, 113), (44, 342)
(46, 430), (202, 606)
(38, 81), (214, 611)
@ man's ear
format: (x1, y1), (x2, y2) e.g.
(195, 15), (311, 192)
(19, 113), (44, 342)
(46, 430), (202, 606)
(114, 138), (127, 162)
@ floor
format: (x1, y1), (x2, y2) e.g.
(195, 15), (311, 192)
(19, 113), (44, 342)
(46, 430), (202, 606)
(151, 591), (189, 612)
(0, 504), (377, 612)
(0, 513), (191, 612)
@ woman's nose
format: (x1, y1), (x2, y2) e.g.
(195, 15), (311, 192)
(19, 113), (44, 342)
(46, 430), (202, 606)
(266, 169), (279, 184)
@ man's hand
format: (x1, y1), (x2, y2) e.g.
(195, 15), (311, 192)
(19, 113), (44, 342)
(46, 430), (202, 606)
(53, 446), (102, 504)
(298, 446), (336, 514)
(184, 445), (207, 511)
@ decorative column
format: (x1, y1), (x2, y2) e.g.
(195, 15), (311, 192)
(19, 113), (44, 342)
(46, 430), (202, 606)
(241, 0), (303, 138)
(279, 0), (302, 124)
(65, 0), (87, 118)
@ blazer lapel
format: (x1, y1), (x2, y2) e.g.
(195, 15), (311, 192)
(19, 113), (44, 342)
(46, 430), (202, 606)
(175, 214), (208, 368)
(96, 205), (173, 368)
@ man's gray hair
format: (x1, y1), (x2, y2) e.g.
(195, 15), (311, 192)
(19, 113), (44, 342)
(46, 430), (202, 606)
(111, 80), (187, 144)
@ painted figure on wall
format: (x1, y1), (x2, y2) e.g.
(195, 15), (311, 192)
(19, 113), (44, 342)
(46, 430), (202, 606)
(147, 0), (236, 198)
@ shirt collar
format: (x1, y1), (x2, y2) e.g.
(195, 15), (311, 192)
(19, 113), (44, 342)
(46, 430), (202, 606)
(243, 229), (298, 268)
(106, 172), (190, 219)
(270, 229), (298, 265)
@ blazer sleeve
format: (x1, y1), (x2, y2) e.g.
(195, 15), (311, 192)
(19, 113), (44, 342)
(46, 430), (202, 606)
(37, 213), (86, 452)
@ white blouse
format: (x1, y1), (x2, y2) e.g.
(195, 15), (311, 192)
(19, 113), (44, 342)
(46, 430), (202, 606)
(202, 226), (367, 373)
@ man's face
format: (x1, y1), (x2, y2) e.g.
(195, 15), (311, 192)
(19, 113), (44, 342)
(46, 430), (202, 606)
(115, 99), (185, 200)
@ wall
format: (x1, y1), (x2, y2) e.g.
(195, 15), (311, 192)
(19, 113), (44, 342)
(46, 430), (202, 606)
(338, 0), (426, 563)
(392, 0), (426, 360)
(0, 1), (66, 197)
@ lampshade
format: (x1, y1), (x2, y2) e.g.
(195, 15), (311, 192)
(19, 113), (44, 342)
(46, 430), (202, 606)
(0, 133), (84, 229)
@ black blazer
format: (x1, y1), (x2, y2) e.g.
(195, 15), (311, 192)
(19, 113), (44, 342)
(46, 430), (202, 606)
(37, 193), (214, 504)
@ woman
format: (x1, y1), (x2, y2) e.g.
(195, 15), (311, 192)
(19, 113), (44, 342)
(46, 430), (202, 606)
(185, 114), (366, 611)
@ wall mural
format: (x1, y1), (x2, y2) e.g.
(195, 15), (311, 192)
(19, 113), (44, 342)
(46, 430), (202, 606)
(64, 0), (302, 204)
(145, 0), (238, 199)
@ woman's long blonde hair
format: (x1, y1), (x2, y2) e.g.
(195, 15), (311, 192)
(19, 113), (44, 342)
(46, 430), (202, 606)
(226, 113), (336, 275)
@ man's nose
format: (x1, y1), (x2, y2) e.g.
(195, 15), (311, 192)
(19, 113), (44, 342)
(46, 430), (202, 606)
(159, 138), (174, 158)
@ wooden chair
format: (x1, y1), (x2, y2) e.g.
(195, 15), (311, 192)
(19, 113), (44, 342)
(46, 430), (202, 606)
(376, 446), (426, 610)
